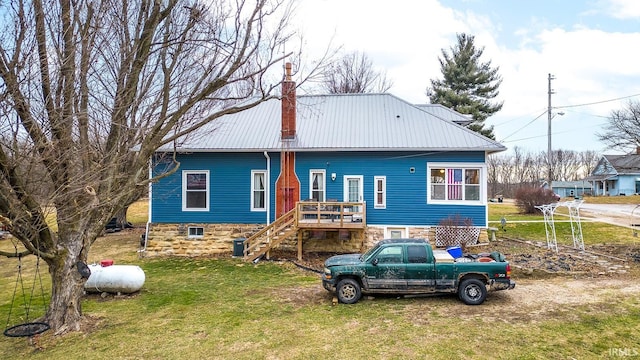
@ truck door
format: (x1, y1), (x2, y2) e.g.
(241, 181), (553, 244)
(405, 245), (435, 291)
(365, 245), (407, 290)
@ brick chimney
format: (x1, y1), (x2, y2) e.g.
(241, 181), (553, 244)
(281, 62), (296, 140)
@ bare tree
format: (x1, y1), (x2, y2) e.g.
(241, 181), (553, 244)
(486, 153), (500, 197)
(319, 51), (393, 94)
(579, 150), (601, 178)
(486, 148), (600, 198)
(552, 150), (581, 181)
(0, 0), (311, 334)
(597, 100), (640, 152)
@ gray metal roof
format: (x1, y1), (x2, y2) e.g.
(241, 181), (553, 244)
(604, 154), (640, 174)
(414, 103), (473, 125)
(164, 93), (506, 153)
(551, 180), (592, 188)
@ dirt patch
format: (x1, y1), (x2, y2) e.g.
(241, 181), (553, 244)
(271, 276), (640, 324)
(490, 238), (640, 278)
(267, 239), (640, 323)
(268, 239), (640, 279)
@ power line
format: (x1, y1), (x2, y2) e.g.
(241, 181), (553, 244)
(556, 93), (640, 109)
(562, 108), (610, 119)
(499, 110), (547, 142)
(502, 122), (605, 144)
(493, 108), (547, 127)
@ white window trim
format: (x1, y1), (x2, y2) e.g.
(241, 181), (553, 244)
(182, 170), (210, 211)
(251, 170), (267, 212)
(427, 162), (486, 205)
(343, 175), (363, 202)
(374, 176), (386, 209)
(385, 226), (407, 239)
(309, 169), (326, 201)
(188, 226), (204, 238)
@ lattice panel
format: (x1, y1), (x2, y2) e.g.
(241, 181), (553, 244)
(434, 227), (480, 247)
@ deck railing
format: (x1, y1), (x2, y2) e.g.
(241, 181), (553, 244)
(296, 201), (366, 228)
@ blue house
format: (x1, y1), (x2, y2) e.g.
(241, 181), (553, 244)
(543, 181), (593, 198)
(588, 153), (640, 196)
(144, 66), (506, 260)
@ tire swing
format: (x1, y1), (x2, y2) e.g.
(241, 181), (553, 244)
(3, 238), (50, 338)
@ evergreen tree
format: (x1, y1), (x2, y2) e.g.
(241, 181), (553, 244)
(428, 33), (503, 139)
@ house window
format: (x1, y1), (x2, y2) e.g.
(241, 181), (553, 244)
(188, 226), (204, 238)
(182, 170), (209, 211)
(251, 170), (267, 211)
(310, 170), (325, 201)
(374, 176), (386, 209)
(428, 163), (484, 204)
(386, 227), (406, 239)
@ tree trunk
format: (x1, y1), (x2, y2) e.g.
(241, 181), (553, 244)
(113, 206), (130, 229)
(45, 233), (89, 334)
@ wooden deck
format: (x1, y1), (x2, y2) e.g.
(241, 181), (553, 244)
(243, 201), (366, 262)
(295, 201), (366, 230)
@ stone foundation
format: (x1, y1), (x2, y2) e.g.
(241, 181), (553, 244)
(143, 223), (491, 258)
(143, 223), (259, 257)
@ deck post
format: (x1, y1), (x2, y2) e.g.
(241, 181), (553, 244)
(297, 230), (303, 261)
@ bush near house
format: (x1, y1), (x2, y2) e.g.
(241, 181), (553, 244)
(514, 187), (558, 214)
(435, 214), (479, 249)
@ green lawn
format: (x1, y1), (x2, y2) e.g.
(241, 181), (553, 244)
(2, 234), (638, 359)
(489, 201), (639, 246)
(1, 200), (639, 359)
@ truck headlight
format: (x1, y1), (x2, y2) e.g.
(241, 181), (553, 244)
(323, 267), (332, 279)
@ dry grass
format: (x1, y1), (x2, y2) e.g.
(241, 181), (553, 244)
(126, 199), (148, 225)
(2, 233), (639, 360)
(582, 194), (640, 204)
(1, 199), (640, 359)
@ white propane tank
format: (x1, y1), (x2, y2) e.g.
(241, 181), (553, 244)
(84, 261), (146, 294)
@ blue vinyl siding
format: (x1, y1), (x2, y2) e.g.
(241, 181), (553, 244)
(617, 175), (636, 195)
(152, 150), (487, 226)
(296, 151), (486, 226)
(151, 152), (280, 224)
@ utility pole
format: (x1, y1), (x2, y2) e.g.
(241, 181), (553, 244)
(547, 73), (555, 192)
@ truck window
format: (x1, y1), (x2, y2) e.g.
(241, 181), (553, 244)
(376, 246), (404, 264)
(407, 245), (428, 263)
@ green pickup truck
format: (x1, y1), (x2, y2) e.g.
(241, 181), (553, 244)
(322, 238), (515, 305)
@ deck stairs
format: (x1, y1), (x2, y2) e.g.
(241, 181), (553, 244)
(243, 207), (297, 262)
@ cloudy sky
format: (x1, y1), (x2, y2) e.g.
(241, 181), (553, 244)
(293, 0), (640, 154)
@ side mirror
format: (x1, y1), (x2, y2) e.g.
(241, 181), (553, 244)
(372, 258), (379, 266)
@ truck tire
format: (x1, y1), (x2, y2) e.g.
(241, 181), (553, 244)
(337, 278), (362, 304)
(458, 279), (487, 305)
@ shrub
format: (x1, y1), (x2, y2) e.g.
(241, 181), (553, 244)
(514, 187), (558, 214)
(435, 214), (479, 250)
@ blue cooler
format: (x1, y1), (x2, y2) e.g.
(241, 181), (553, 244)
(446, 246), (463, 259)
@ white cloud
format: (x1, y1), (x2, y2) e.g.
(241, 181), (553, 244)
(604, 0), (640, 19)
(292, 0), (640, 153)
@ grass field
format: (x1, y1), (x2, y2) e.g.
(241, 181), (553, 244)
(2, 235), (639, 359)
(580, 194), (640, 204)
(1, 199), (639, 359)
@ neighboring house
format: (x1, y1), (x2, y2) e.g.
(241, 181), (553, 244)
(543, 181), (592, 198)
(144, 65), (506, 259)
(587, 153), (640, 196)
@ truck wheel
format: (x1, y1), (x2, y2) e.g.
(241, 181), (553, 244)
(337, 278), (362, 304)
(458, 279), (487, 305)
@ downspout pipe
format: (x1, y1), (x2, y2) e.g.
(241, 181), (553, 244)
(264, 151), (271, 225)
(142, 156), (152, 254)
